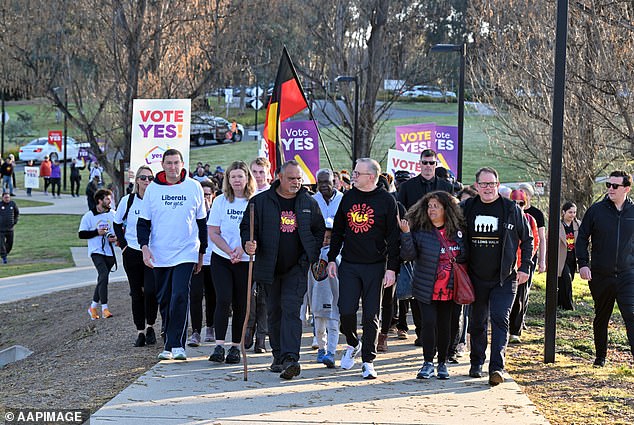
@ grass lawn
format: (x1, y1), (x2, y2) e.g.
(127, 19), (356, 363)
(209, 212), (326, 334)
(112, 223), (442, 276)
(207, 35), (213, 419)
(0, 214), (86, 278)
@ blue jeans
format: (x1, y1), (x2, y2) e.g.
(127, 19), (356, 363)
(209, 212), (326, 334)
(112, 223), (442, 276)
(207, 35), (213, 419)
(469, 275), (517, 373)
(2, 175), (12, 194)
(154, 263), (195, 351)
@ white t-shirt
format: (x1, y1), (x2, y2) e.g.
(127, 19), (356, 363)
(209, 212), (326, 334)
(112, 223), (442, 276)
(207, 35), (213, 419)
(139, 177), (206, 267)
(207, 194), (249, 262)
(113, 194), (144, 251)
(79, 209), (117, 256)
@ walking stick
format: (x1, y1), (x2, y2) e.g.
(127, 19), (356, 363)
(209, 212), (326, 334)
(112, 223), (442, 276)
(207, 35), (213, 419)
(240, 203), (255, 381)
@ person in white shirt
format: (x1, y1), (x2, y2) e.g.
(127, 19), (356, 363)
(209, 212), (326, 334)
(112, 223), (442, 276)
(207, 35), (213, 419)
(78, 189), (117, 320)
(313, 168), (343, 225)
(250, 157), (271, 194)
(207, 161), (257, 365)
(137, 149), (208, 361)
(113, 166), (158, 348)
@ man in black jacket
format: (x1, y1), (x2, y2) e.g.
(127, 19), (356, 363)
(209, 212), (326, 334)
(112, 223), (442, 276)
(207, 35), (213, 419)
(576, 170), (634, 367)
(462, 167), (533, 386)
(327, 158), (400, 379)
(241, 160), (325, 380)
(0, 192), (19, 263)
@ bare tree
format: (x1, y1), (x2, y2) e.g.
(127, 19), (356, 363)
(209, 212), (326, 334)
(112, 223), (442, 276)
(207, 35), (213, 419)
(467, 0), (634, 210)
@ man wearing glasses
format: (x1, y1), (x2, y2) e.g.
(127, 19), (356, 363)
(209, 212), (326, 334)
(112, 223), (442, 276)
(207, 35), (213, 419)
(576, 170), (634, 367)
(462, 167), (533, 386)
(327, 158), (400, 379)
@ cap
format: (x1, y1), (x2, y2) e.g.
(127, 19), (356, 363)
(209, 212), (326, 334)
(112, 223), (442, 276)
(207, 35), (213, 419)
(215, 166), (225, 173)
(510, 189), (527, 202)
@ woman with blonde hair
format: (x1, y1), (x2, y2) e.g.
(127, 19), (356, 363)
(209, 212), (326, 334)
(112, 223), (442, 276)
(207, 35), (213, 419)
(113, 165), (159, 347)
(207, 161), (257, 364)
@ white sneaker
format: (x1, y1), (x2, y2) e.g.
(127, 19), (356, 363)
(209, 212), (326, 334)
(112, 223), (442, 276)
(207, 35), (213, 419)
(203, 326), (215, 342)
(172, 347), (187, 360)
(509, 335), (521, 344)
(311, 335), (319, 349)
(361, 362), (377, 379)
(340, 342), (362, 370)
(158, 350), (173, 360)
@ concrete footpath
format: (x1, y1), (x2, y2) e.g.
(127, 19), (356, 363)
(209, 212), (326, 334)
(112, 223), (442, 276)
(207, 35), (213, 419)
(4, 189), (550, 424)
(91, 332), (549, 425)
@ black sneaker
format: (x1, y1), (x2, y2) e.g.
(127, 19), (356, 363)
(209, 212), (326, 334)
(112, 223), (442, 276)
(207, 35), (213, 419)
(414, 338), (423, 347)
(225, 346), (241, 364)
(593, 357), (606, 368)
(469, 364), (483, 378)
(270, 358), (284, 373)
(145, 327), (157, 345)
(447, 355), (459, 364)
(280, 359), (301, 380)
(208, 345), (225, 363)
(134, 333), (146, 347)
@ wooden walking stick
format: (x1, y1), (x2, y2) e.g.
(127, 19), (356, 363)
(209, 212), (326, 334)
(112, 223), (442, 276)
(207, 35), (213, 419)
(240, 203), (255, 381)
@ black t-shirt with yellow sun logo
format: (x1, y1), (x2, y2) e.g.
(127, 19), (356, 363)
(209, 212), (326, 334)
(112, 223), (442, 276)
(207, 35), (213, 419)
(328, 186), (400, 272)
(275, 193), (303, 274)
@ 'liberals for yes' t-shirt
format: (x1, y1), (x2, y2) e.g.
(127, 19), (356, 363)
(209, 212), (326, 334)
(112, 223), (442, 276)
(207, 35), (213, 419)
(207, 194), (249, 262)
(275, 193), (302, 274)
(467, 197), (504, 281)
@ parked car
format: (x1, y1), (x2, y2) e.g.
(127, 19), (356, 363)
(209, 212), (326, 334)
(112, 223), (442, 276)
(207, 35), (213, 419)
(18, 136), (84, 162)
(190, 114), (244, 146)
(402, 85), (457, 99)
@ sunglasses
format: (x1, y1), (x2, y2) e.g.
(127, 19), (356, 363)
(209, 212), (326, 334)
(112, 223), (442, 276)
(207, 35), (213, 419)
(138, 175), (154, 181)
(605, 182), (624, 190)
(515, 201), (525, 207)
(420, 161), (437, 166)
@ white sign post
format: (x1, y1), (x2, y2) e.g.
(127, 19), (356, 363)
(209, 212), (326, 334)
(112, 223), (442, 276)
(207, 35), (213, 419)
(130, 99), (191, 176)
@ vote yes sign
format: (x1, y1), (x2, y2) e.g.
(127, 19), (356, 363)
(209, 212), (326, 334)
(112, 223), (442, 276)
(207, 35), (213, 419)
(394, 123), (459, 175)
(280, 120), (320, 184)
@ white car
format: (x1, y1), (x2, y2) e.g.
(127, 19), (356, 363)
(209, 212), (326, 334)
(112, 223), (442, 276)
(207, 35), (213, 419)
(19, 136), (82, 162)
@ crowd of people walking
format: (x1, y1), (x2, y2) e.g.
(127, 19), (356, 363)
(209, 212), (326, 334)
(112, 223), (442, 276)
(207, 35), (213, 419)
(76, 147), (634, 385)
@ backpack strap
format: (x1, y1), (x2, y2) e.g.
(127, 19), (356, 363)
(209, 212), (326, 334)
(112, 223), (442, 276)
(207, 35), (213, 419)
(122, 193), (136, 223)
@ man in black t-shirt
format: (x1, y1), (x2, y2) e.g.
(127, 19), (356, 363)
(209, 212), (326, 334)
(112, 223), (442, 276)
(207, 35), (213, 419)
(242, 161), (325, 380)
(462, 167), (533, 386)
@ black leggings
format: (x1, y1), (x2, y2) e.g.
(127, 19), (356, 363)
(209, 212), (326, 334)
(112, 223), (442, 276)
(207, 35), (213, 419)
(190, 264), (215, 333)
(418, 299), (453, 363)
(212, 253), (249, 344)
(557, 254), (576, 310)
(122, 247), (158, 330)
(381, 284), (395, 334)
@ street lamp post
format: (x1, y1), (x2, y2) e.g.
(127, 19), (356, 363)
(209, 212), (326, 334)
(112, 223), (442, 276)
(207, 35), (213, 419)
(430, 43), (466, 182)
(1, 91), (5, 158)
(335, 75), (359, 169)
(54, 87), (68, 191)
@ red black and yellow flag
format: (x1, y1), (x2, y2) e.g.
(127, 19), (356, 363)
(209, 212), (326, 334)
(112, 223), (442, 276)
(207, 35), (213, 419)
(264, 46), (309, 176)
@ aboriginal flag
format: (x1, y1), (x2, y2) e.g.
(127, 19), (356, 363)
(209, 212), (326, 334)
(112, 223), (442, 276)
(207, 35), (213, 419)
(264, 46), (309, 176)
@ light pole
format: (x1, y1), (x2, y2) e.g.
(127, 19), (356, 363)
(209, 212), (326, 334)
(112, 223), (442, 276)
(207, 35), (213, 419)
(53, 87), (68, 191)
(1, 90), (5, 158)
(335, 75), (359, 168)
(430, 43), (466, 182)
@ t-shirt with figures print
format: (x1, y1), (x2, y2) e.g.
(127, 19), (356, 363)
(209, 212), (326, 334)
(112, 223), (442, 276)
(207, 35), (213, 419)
(467, 196), (504, 281)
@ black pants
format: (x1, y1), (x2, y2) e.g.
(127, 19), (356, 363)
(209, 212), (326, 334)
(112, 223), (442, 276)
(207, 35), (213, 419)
(509, 262), (536, 336)
(50, 177), (61, 196)
(122, 247), (158, 331)
(397, 299), (422, 338)
(418, 300), (454, 363)
(448, 303), (464, 356)
(246, 282), (268, 338)
(212, 253), (249, 344)
(338, 261), (385, 363)
(154, 263), (195, 350)
(91, 253), (115, 304)
(43, 177), (50, 193)
(380, 284), (395, 334)
(190, 264), (215, 333)
(557, 254), (576, 310)
(0, 230), (14, 257)
(264, 262), (308, 363)
(589, 272), (634, 359)
(70, 176), (81, 196)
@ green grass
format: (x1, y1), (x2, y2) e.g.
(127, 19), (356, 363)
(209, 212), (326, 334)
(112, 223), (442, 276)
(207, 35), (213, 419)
(0, 214), (86, 278)
(13, 199), (52, 208)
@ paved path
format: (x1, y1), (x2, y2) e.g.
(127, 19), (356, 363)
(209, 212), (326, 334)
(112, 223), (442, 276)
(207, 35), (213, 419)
(91, 332), (549, 425)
